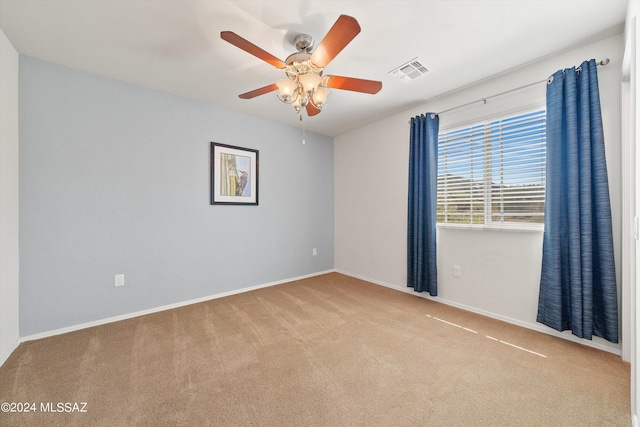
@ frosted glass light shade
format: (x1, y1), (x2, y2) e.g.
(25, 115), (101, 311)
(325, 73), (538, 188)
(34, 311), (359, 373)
(312, 87), (329, 109)
(292, 96), (303, 112)
(298, 73), (322, 95)
(276, 78), (298, 102)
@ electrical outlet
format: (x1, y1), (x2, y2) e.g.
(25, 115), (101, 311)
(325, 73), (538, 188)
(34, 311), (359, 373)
(114, 274), (125, 287)
(312, 248), (317, 256)
(452, 266), (462, 278)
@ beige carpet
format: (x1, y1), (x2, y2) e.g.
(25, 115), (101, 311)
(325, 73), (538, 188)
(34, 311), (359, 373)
(0, 273), (630, 426)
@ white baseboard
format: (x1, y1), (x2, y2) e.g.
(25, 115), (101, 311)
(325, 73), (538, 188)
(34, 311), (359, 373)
(21, 269), (336, 344)
(335, 269), (622, 356)
(0, 338), (20, 367)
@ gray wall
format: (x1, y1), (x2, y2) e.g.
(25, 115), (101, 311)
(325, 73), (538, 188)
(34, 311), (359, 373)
(19, 56), (334, 336)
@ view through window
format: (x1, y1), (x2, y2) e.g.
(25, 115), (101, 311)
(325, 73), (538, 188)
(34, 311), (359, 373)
(437, 109), (546, 226)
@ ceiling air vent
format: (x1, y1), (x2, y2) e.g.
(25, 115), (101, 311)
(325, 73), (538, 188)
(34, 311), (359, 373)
(389, 58), (429, 82)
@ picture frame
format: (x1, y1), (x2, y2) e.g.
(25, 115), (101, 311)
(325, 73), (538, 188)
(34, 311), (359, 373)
(211, 142), (259, 205)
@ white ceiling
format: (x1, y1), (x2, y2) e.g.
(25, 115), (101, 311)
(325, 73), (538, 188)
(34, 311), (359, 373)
(0, 0), (628, 137)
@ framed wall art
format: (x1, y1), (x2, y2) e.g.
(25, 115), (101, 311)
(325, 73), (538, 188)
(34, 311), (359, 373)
(211, 142), (259, 205)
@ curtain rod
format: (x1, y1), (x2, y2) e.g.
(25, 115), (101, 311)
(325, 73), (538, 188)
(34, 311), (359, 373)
(410, 58), (610, 121)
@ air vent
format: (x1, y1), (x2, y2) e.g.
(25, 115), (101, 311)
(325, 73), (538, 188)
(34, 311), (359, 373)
(389, 58), (429, 82)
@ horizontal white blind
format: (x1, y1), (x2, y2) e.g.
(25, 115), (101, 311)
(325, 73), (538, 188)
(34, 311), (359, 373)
(437, 110), (546, 226)
(437, 124), (485, 224)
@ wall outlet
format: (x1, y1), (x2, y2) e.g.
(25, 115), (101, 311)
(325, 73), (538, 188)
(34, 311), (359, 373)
(114, 274), (125, 287)
(452, 266), (462, 278)
(312, 248), (317, 256)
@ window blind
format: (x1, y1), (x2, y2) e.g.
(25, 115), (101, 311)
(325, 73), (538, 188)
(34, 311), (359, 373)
(437, 109), (546, 226)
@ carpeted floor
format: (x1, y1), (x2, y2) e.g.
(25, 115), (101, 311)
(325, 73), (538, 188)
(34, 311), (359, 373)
(0, 273), (631, 426)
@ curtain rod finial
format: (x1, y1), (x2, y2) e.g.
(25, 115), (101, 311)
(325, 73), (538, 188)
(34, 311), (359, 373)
(598, 58), (610, 66)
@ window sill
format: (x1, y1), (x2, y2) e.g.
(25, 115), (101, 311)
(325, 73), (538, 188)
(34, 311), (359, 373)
(436, 223), (544, 233)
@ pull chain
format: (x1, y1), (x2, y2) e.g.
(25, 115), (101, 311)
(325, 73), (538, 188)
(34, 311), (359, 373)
(300, 114), (306, 144)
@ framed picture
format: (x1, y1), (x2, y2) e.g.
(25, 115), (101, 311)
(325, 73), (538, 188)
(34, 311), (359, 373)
(211, 142), (259, 205)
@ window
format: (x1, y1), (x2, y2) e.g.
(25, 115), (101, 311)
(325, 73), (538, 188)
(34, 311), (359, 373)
(437, 109), (546, 227)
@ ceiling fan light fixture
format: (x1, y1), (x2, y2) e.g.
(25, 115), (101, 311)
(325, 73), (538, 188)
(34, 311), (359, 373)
(276, 78), (298, 103)
(292, 95), (309, 113)
(298, 72), (322, 97)
(311, 86), (330, 110)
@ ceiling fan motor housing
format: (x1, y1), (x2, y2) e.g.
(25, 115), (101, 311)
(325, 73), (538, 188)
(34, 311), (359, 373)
(294, 33), (314, 52)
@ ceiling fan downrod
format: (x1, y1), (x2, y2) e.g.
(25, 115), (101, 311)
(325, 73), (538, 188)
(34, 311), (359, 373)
(294, 34), (314, 52)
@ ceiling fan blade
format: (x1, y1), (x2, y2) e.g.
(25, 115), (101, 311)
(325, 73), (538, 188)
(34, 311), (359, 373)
(239, 84), (279, 99)
(306, 103), (321, 117)
(221, 31), (286, 69)
(324, 76), (382, 94)
(310, 15), (361, 68)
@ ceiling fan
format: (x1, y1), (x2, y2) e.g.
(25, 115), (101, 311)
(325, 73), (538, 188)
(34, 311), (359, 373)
(220, 15), (382, 117)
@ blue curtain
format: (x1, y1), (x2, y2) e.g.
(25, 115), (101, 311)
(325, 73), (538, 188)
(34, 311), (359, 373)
(407, 113), (439, 296)
(537, 59), (618, 343)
